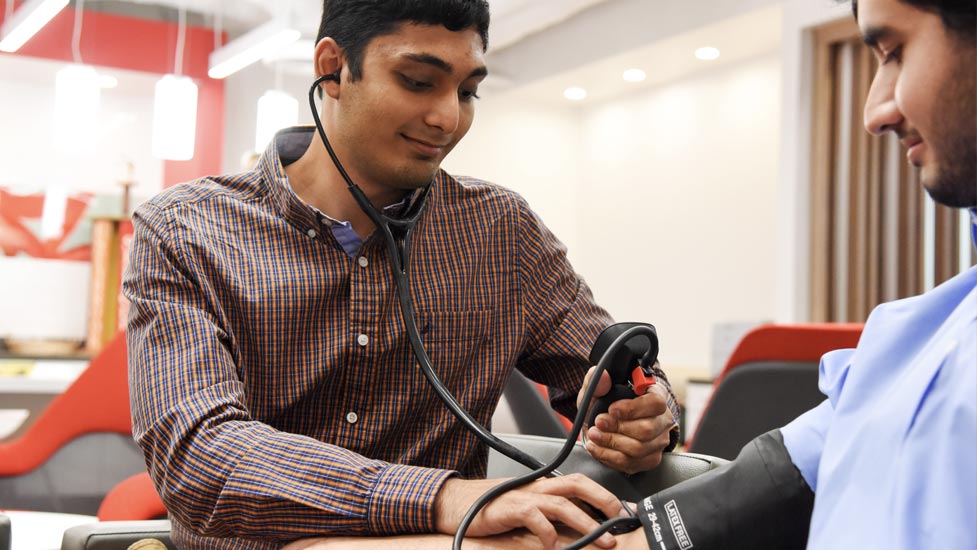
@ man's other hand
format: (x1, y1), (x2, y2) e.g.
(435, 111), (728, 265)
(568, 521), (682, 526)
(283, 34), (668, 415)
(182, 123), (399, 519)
(434, 475), (627, 549)
(577, 365), (674, 475)
(281, 525), (651, 550)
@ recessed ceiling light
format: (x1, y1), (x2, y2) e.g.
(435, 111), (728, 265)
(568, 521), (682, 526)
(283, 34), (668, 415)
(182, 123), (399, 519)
(563, 86), (587, 101)
(622, 68), (646, 82)
(695, 47), (720, 61)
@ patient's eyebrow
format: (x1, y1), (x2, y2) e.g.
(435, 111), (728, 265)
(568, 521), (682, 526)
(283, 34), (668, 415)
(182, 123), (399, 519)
(861, 26), (892, 48)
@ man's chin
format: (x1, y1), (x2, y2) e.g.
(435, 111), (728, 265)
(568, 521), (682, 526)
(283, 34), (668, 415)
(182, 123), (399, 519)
(922, 171), (977, 208)
(393, 163), (441, 189)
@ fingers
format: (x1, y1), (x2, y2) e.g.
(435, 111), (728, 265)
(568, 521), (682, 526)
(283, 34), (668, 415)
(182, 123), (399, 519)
(528, 495), (615, 549)
(606, 385), (668, 421)
(592, 408), (673, 442)
(448, 476), (622, 549)
(589, 413), (672, 452)
(521, 507), (559, 550)
(577, 367), (612, 410)
(481, 477), (619, 549)
(531, 473), (625, 523)
(585, 430), (669, 469)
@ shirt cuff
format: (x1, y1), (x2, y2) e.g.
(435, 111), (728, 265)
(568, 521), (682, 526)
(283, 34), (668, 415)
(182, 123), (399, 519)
(367, 463), (457, 535)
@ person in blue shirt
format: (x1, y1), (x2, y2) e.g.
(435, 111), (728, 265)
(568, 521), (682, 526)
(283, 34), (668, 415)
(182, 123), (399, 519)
(284, 0), (975, 548)
(628, 0), (977, 548)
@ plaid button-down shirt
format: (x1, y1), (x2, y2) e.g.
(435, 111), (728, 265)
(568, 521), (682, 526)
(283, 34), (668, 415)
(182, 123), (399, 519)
(125, 127), (678, 549)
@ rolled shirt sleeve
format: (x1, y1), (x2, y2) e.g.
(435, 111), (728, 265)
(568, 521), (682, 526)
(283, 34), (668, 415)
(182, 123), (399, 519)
(125, 202), (454, 541)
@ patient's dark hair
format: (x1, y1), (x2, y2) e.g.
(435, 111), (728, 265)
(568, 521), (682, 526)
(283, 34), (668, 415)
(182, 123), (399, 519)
(852, 0), (976, 39)
(316, 0), (491, 81)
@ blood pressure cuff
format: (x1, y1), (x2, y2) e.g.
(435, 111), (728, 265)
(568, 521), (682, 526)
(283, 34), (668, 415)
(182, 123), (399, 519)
(636, 430), (814, 550)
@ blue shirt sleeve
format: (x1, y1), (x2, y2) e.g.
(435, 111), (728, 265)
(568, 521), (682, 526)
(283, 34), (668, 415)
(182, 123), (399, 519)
(780, 399), (832, 491)
(779, 347), (855, 491)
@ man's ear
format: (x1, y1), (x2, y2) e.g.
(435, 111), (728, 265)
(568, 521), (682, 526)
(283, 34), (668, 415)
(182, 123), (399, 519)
(314, 37), (344, 100)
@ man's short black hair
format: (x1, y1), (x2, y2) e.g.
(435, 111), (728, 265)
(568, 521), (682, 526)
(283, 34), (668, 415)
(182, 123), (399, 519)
(852, 0), (976, 39)
(316, 0), (491, 81)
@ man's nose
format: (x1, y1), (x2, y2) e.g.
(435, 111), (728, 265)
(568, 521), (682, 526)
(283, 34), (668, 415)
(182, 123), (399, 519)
(425, 92), (460, 134)
(863, 70), (903, 136)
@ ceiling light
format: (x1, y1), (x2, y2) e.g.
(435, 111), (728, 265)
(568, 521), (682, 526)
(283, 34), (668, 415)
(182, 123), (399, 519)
(563, 86), (587, 101)
(208, 18), (301, 79)
(695, 47), (721, 61)
(255, 90), (299, 152)
(53, 64), (100, 156)
(152, 75), (199, 160)
(152, 6), (197, 161)
(622, 68), (646, 83)
(0, 0), (70, 53)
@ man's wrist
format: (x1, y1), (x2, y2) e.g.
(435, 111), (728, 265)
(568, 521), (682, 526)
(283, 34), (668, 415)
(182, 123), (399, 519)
(433, 474), (461, 534)
(370, 464), (457, 536)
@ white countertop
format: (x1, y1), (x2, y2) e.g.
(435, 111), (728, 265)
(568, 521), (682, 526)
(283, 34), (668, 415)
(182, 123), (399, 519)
(1, 510), (98, 550)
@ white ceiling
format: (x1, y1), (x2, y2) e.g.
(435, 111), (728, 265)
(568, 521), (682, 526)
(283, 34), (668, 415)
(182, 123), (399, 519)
(504, 3), (783, 105)
(105, 0), (612, 52)
(69, 0), (786, 104)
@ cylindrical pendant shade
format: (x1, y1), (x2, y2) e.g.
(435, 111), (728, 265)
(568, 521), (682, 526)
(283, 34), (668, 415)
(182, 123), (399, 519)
(54, 64), (100, 155)
(255, 90), (299, 152)
(151, 75), (198, 161)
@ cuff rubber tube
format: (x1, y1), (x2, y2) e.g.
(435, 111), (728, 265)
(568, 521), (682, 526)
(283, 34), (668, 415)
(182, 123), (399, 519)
(637, 430), (814, 550)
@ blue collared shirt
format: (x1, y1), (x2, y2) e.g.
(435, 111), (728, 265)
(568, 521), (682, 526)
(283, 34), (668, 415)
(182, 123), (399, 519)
(782, 209), (977, 549)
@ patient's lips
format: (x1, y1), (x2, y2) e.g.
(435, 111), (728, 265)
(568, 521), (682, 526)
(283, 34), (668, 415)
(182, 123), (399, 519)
(901, 133), (924, 165)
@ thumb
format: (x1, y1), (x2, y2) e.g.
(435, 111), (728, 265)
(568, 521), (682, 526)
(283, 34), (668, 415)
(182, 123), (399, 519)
(579, 367), (614, 409)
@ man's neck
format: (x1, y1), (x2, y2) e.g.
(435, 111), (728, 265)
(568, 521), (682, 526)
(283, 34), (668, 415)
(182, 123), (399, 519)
(284, 130), (406, 239)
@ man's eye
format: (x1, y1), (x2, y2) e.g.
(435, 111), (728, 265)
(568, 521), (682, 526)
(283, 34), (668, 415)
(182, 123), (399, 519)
(460, 89), (481, 101)
(401, 75), (432, 89)
(882, 46), (903, 65)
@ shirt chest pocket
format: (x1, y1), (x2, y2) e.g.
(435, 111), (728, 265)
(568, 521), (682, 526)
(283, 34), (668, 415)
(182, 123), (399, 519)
(410, 308), (494, 393)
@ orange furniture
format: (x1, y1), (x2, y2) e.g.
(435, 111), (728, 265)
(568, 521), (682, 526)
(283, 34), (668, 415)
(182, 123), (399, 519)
(0, 333), (149, 515)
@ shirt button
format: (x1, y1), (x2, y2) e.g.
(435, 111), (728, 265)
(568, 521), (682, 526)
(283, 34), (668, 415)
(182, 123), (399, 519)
(346, 412), (359, 424)
(307, 229), (317, 239)
(358, 256), (369, 268)
(357, 334), (370, 346)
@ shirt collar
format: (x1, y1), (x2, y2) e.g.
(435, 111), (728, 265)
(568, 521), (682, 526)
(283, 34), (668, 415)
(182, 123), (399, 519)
(255, 126), (432, 232)
(255, 127), (320, 233)
(970, 208), (977, 251)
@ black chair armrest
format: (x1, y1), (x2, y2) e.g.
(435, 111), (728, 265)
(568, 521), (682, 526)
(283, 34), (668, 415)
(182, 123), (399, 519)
(57, 436), (728, 549)
(1, 513), (10, 550)
(487, 433), (728, 501)
(61, 520), (173, 550)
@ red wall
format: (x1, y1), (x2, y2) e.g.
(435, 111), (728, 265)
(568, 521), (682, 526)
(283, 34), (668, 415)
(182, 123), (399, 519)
(0, 1), (225, 187)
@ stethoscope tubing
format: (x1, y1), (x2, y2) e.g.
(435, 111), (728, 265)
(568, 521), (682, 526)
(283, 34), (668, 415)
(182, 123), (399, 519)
(308, 74), (552, 473)
(308, 75), (639, 549)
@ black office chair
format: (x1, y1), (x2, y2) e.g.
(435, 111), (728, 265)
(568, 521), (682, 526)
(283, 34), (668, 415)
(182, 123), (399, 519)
(688, 323), (863, 460)
(498, 370), (570, 438)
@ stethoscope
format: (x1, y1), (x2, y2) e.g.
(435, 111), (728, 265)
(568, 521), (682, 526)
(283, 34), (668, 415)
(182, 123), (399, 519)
(308, 73), (641, 549)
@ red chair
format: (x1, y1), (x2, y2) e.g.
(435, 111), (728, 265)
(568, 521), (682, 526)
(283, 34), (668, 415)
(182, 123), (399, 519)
(687, 323), (863, 460)
(97, 472), (165, 521)
(0, 333), (149, 515)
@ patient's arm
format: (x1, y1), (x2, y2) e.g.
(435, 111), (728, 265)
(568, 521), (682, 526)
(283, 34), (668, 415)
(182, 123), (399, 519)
(282, 527), (649, 550)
